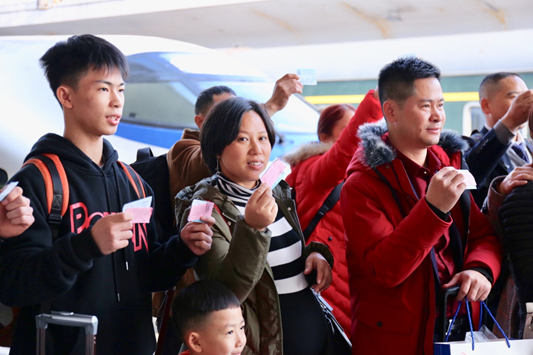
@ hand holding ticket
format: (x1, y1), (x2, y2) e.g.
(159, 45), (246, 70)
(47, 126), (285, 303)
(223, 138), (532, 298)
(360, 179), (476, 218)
(0, 182), (19, 202)
(457, 169), (477, 189)
(260, 158), (288, 189)
(123, 196), (153, 224)
(297, 69), (317, 86)
(188, 200), (215, 223)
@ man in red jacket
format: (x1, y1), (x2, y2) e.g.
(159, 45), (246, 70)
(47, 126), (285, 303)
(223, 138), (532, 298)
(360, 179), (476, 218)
(341, 57), (502, 354)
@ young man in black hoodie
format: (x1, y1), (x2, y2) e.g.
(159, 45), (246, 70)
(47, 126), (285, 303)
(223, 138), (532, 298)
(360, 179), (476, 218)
(0, 34), (215, 354)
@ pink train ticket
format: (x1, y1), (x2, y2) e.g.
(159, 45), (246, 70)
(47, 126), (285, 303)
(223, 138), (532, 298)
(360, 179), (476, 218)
(188, 200), (215, 222)
(260, 158), (287, 188)
(125, 207), (153, 224)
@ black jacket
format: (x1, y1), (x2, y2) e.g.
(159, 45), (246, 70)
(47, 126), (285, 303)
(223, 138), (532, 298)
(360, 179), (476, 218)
(0, 134), (196, 354)
(464, 126), (512, 208)
(500, 180), (533, 337)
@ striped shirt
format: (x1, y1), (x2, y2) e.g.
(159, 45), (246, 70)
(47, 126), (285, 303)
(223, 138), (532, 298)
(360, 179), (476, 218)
(216, 174), (308, 295)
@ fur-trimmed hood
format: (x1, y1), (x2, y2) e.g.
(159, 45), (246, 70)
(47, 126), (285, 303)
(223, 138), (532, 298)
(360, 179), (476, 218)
(282, 141), (333, 166)
(354, 119), (469, 169)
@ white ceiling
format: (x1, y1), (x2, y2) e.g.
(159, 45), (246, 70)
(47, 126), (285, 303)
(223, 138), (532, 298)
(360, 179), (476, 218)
(1, 0), (532, 49)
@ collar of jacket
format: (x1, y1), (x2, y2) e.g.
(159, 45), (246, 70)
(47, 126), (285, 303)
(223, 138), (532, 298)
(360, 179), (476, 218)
(282, 141), (333, 166)
(180, 128), (200, 141)
(357, 119), (468, 169)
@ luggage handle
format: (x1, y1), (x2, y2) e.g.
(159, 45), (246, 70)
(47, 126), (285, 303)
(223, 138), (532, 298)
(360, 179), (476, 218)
(36, 312), (98, 355)
(436, 285), (460, 342)
(36, 312), (98, 334)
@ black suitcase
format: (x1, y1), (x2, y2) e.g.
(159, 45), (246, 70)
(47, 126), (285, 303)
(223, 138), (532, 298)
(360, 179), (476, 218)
(35, 312), (98, 355)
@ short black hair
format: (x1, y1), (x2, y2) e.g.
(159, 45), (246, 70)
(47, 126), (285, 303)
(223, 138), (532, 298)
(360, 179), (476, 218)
(172, 280), (241, 341)
(378, 57), (441, 108)
(40, 34), (128, 102)
(200, 97), (276, 174)
(195, 86), (237, 116)
(479, 72), (521, 100)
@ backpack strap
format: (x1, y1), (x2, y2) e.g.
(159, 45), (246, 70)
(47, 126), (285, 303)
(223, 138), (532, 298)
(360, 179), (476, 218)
(23, 154), (69, 239)
(136, 147), (154, 162)
(117, 161), (146, 199)
(302, 181), (344, 241)
(22, 154), (68, 316)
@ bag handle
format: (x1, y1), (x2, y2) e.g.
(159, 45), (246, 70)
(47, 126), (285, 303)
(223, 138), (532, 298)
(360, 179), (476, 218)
(445, 299), (511, 350)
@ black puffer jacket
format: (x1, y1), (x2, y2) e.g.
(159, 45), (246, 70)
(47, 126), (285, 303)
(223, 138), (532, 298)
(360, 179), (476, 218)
(499, 180), (533, 337)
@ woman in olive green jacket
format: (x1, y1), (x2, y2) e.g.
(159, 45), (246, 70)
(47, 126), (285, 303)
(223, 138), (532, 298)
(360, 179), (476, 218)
(175, 97), (333, 355)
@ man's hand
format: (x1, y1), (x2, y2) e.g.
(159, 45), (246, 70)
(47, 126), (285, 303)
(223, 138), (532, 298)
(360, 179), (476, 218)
(500, 89), (533, 133)
(304, 252), (332, 293)
(91, 213), (133, 255)
(0, 186), (34, 238)
(180, 215), (215, 256)
(442, 270), (492, 302)
(263, 73), (303, 117)
(497, 164), (533, 196)
(426, 167), (466, 213)
(244, 184), (277, 231)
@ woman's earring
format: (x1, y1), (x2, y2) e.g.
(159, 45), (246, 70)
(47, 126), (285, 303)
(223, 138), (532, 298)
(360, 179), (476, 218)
(216, 158), (221, 175)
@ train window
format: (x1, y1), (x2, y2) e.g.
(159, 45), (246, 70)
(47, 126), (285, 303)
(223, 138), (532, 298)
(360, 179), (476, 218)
(462, 102), (484, 135)
(123, 81), (197, 128)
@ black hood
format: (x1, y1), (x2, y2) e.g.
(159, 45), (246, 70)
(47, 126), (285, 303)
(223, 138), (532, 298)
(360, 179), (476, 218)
(25, 133), (119, 173)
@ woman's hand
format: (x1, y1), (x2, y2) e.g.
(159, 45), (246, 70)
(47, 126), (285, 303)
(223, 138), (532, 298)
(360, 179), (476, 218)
(304, 252), (332, 293)
(180, 215), (215, 256)
(244, 184), (277, 231)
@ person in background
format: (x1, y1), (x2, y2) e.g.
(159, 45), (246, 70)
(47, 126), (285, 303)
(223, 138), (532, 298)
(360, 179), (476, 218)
(493, 156), (533, 339)
(482, 161), (533, 338)
(0, 185), (34, 347)
(464, 72), (533, 209)
(482, 118), (533, 339)
(0, 185), (34, 239)
(283, 91), (382, 332)
(175, 97), (333, 355)
(464, 72), (533, 335)
(172, 280), (246, 355)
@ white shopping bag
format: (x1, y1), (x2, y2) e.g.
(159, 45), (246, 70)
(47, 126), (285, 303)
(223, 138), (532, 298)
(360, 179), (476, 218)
(435, 298), (533, 354)
(434, 338), (533, 354)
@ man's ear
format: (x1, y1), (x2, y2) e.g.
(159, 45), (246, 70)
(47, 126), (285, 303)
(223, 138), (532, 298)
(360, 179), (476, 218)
(187, 331), (203, 353)
(480, 97), (491, 115)
(194, 115), (205, 130)
(56, 85), (73, 109)
(382, 100), (398, 123)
